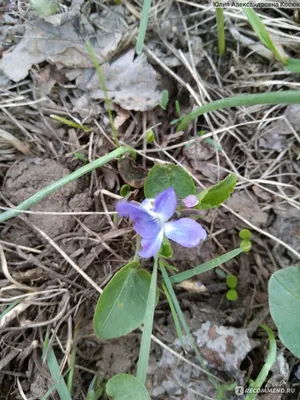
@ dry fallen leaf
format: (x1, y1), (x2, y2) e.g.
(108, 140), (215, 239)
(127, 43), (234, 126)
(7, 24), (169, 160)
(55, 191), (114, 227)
(259, 105), (300, 151)
(0, 18), (122, 82)
(111, 103), (130, 129)
(227, 191), (268, 226)
(76, 49), (163, 111)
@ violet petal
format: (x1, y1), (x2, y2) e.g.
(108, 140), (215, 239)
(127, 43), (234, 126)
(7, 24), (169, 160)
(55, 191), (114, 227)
(139, 230), (164, 258)
(154, 187), (177, 222)
(164, 218), (207, 248)
(116, 201), (162, 238)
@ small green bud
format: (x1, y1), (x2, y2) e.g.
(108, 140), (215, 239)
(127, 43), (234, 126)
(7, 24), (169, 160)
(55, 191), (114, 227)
(226, 274), (238, 289)
(226, 289), (238, 301)
(120, 184), (131, 197)
(239, 229), (252, 240)
(240, 239), (252, 252)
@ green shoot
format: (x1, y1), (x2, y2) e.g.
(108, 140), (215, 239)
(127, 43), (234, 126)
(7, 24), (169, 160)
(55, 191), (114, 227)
(160, 90), (169, 110)
(43, 338), (72, 400)
(87, 376), (104, 400)
(50, 115), (92, 132)
(245, 324), (276, 400)
(216, 8), (225, 55)
(136, 0), (152, 55)
(242, 7), (287, 65)
(85, 40), (119, 147)
(67, 315), (82, 393)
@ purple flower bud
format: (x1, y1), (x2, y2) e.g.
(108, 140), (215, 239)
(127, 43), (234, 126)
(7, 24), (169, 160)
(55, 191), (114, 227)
(182, 194), (199, 208)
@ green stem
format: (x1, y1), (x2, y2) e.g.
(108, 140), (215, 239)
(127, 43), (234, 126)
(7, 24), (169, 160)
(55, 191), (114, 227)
(245, 324), (276, 400)
(177, 90), (300, 131)
(85, 41), (119, 147)
(0, 146), (130, 223)
(216, 8), (225, 56)
(160, 260), (222, 386)
(136, 254), (158, 384)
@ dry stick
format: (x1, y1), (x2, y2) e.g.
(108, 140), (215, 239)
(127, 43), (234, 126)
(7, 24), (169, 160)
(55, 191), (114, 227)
(25, 219), (103, 294)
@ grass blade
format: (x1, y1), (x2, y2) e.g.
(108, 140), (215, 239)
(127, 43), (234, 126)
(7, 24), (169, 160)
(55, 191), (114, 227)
(177, 90), (300, 131)
(44, 339), (72, 400)
(287, 57), (300, 73)
(216, 8), (225, 55)
(242, 7), (286, 64)
(170, 248), (243, 284)
(0, 300), (20, 320)
(162, 283), (185, 350)
(0, 146), (129, 223)
(136, 0), (152, 55)
(136, 255), (158, 385)
(50, 115), (92, 132)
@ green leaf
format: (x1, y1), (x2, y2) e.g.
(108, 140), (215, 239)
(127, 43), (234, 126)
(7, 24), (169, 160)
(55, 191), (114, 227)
(287, 57), (300, 73)
(144, 165), (196, 199)
(226, 274), (237, 289)
(269, 266), (300, 357)
(93, 261), (153, 339)
(106, 374), (150, 400)
(239, 229), (252, 240)
(170, 247), (243, 284)
(226, 289), (238, 301)
(196, 174), (237, 209)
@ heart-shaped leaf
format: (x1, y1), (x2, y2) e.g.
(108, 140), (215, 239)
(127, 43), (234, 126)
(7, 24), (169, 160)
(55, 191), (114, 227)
(196, 174), (237, 209)
(93, 261), (152, 339)
(144, 164), (195, 199)
(269, 266), (300, 357)
(106, 374), (150, 400)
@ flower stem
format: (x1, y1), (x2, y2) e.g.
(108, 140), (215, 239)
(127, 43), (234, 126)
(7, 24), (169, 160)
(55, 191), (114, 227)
(136, 254), (158, 384)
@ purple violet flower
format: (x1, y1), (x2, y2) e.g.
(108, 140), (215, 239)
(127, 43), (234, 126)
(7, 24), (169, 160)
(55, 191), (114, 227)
(116, 187), (207, 258)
